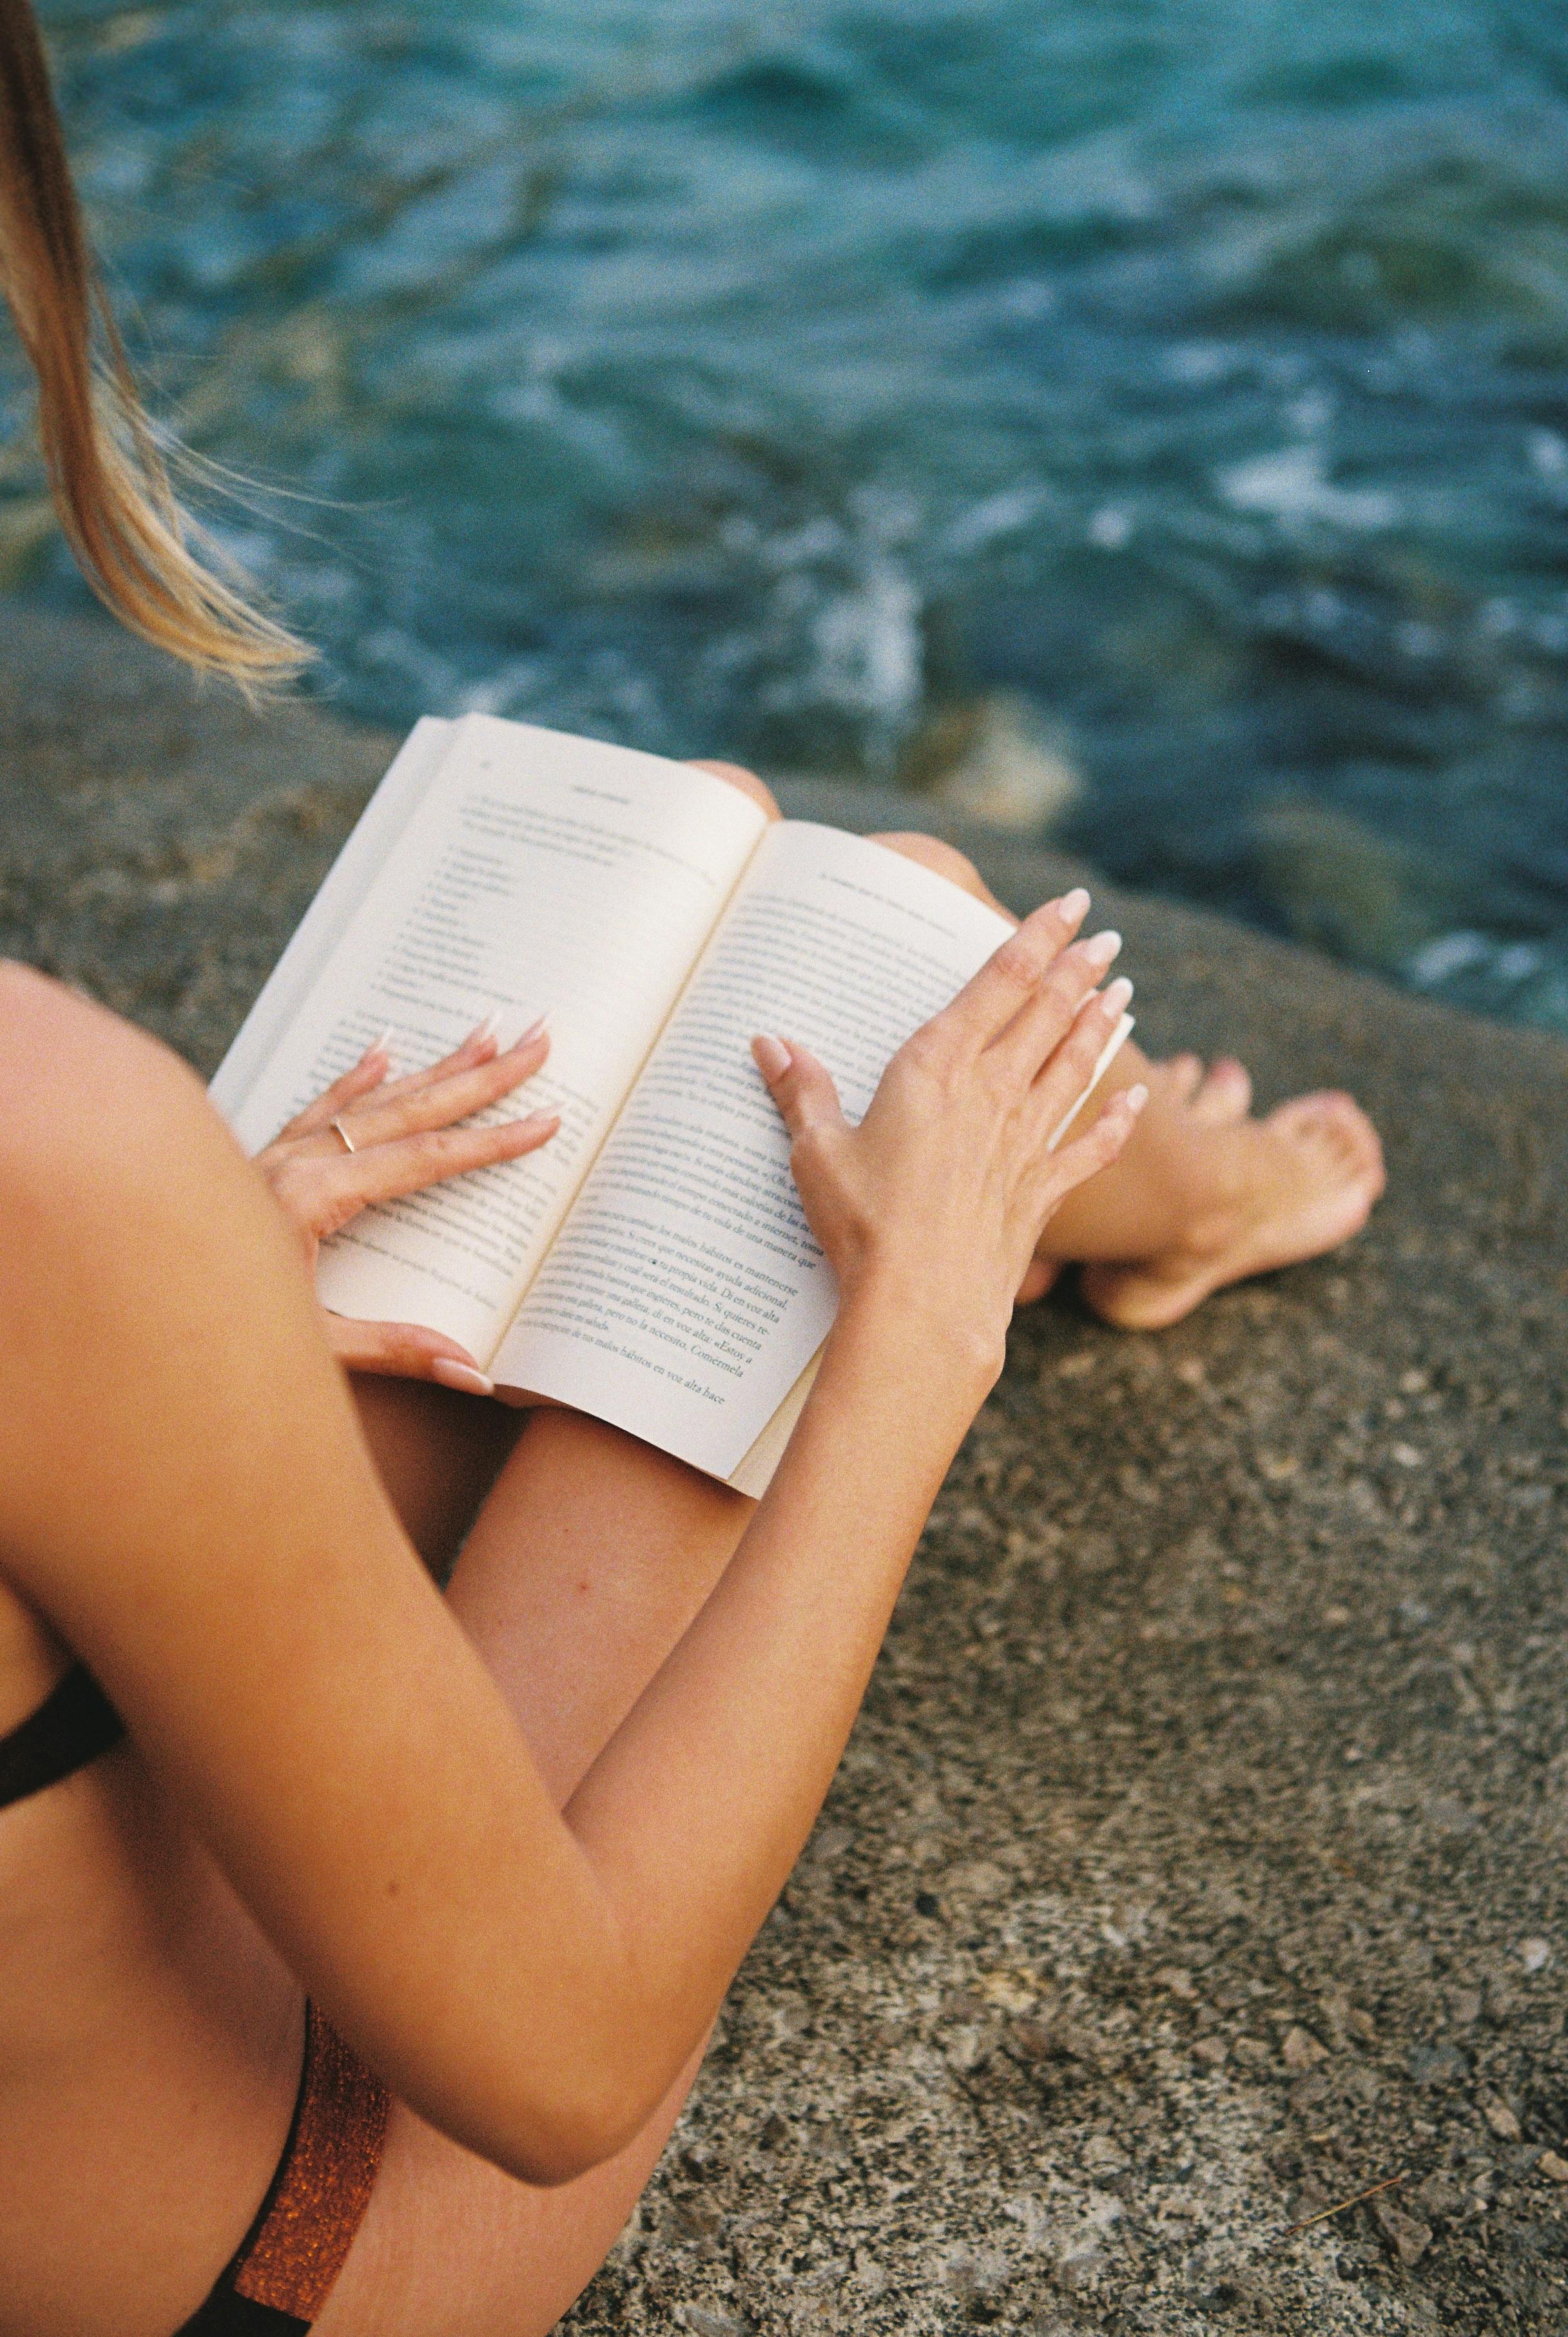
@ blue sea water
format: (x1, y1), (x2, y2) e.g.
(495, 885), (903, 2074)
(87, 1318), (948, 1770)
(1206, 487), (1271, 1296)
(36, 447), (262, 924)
(10, 0), (1568, 1029)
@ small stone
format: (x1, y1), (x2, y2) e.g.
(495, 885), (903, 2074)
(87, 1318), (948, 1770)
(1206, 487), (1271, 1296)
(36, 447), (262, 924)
(672, 2192), (724, 2239)
(1081, 2134), (1126, 2172)
(915, 1890), (940, 1917)
(758, 2109), (789, 2150)
(1193, 2035), (1228, 2067)
(1344, 2006), (1379, 2046)
(1537, 2151), (1568, 2184)
(1520, 1937), (1553, 1973)
(1409, 2042), (1467, 2085)
(1282, 2026), (1328, 2071)
(1391, 1443), (1424, 1468)
(1374, 2197), (1433, 2266)
(1482, 2097), (1522, 2142)
(1153, 1964), (1197, 2001)
(677, 2310), (748, 2337)
(1413, 2172), (1466, 2221)
(978, 1965), (1038, 2012)
(1323, 1604), (1352, 1625)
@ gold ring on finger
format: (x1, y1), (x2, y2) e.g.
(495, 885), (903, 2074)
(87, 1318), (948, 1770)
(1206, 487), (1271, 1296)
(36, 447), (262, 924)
(331, 1117), (358, 1154)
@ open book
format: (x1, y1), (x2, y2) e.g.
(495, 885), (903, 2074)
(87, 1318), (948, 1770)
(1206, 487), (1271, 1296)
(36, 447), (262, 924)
(211, 717), (1131, 1495)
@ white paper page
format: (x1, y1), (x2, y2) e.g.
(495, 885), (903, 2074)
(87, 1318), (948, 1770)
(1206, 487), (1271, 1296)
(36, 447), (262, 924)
(226, 716), (768, 1361)
(210, 717), (456, 1120)
(495, 822), (1022, 1477)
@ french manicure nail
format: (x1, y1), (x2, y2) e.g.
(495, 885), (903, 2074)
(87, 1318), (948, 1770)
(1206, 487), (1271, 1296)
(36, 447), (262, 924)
(1058, 886), (1090, 923)
(1102, 975), (1134, 1015)
(513, 1013), (548, 1049)
(1084, 928), (1123, 968)
(1125, 1081), (1150, 1115)
(363, 1027), (394, 1060)
(431, 1357), (495, 1397)
(752, 1034), (791, 1079)
(472, 1011), (501, 1046)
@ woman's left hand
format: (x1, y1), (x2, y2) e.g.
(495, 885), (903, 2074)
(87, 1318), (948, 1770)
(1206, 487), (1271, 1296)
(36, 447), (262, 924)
(253, 1020), (557, 1390)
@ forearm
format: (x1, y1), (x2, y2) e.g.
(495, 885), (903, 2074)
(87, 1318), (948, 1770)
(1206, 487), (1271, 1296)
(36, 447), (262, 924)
(559, 1288), (991, 2125)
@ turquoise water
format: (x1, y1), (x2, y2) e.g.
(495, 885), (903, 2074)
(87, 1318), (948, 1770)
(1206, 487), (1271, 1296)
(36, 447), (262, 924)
(11, 1), (1568, 1029)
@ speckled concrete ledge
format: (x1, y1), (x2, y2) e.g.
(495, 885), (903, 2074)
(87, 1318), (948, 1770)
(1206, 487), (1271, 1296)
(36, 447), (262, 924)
(4, 605), (1567, 2336)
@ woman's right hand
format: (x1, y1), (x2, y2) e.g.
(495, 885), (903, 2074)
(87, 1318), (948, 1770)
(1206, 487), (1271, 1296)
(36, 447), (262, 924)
(253, 1020), (559, 1388)
(751, 889), (1147, 1393)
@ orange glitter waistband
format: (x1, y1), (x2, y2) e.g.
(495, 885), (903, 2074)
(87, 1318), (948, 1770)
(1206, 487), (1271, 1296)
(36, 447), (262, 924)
(177, 1999), (390, 2333)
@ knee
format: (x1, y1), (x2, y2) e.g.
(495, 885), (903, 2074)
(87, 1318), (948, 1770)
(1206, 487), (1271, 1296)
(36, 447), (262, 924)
(687, 761), (780, 822)
(868, 830), (992, 905)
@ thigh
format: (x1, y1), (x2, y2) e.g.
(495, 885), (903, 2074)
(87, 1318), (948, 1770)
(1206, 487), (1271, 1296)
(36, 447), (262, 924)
(322, 1408), (756, 2335)
(320, 2039), (707, 2337)
(350, 1375), (523, 1576)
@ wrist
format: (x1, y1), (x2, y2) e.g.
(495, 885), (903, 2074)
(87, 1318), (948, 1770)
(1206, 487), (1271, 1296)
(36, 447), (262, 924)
(830, 1270), (1006, 1412)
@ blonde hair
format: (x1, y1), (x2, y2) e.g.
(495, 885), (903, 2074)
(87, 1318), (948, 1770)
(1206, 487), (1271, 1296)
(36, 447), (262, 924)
(0, 0), (309, 687)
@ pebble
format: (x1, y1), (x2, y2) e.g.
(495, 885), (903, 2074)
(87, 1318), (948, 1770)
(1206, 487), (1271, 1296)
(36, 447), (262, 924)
(1409, 2043), (1469, 2084)
(1482, 2097), (1523, 2142)
(1374, 2198), (1434, 2267)
(1538, 2151), (1568, 2184)
(1520, 1938), (1553, 1972)
(1281, 2026), (1328, 2071)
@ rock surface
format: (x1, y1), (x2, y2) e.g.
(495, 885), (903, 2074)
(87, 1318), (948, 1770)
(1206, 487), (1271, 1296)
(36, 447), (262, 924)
(4, 608), (1568, 2335)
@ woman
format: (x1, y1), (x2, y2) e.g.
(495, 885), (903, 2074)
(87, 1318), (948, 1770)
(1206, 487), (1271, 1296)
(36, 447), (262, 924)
(0, 8), (1384, 2332)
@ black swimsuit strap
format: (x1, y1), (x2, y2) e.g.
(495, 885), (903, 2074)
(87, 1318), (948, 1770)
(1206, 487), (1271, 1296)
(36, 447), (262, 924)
(0, 1663), (126, 1810)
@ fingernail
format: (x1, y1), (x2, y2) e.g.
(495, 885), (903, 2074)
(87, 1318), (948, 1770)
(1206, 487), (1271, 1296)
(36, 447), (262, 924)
(752, 1034), (791, 1080)
(363, 1027), (394, 1062)
(514, 1109), (559, 1138)
(1058, 886), (1090, 923)
(431, 1357), (495, 1397)
(1102, 975), (1134, 1015)
(512, 1013), (548, 1049)
(1083, 928), (1123, 969)
(1125, 1081), (1150, 1116)
(469, 1012), (500, 1047)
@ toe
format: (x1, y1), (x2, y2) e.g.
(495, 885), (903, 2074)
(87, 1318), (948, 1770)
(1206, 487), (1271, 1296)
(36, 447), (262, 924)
(1190, 1056), (1253, 1125)
(1272, 1091), (1384, 1178)
(1160, 1052), (1204, 1105)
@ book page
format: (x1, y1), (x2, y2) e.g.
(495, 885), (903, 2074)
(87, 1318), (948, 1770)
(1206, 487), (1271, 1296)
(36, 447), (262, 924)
(494, 822), (1024, 1477)
(210, 717), (455, 1119)
(224, 717), (768, 1362)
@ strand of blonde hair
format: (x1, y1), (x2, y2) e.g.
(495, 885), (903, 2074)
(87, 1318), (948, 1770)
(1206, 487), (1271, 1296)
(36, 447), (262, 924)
(0, 0), (311, 691)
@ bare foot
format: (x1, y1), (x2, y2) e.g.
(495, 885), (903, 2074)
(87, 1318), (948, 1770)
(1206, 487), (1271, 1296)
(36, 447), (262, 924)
(1014, 1053), (1252, 1308)
(1079, 1091), (1385, 1330)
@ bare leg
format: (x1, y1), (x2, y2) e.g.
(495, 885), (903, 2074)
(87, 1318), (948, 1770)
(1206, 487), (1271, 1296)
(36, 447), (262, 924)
(322, 1408), (759, 2337)
(869, 833), (1385, 1327)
